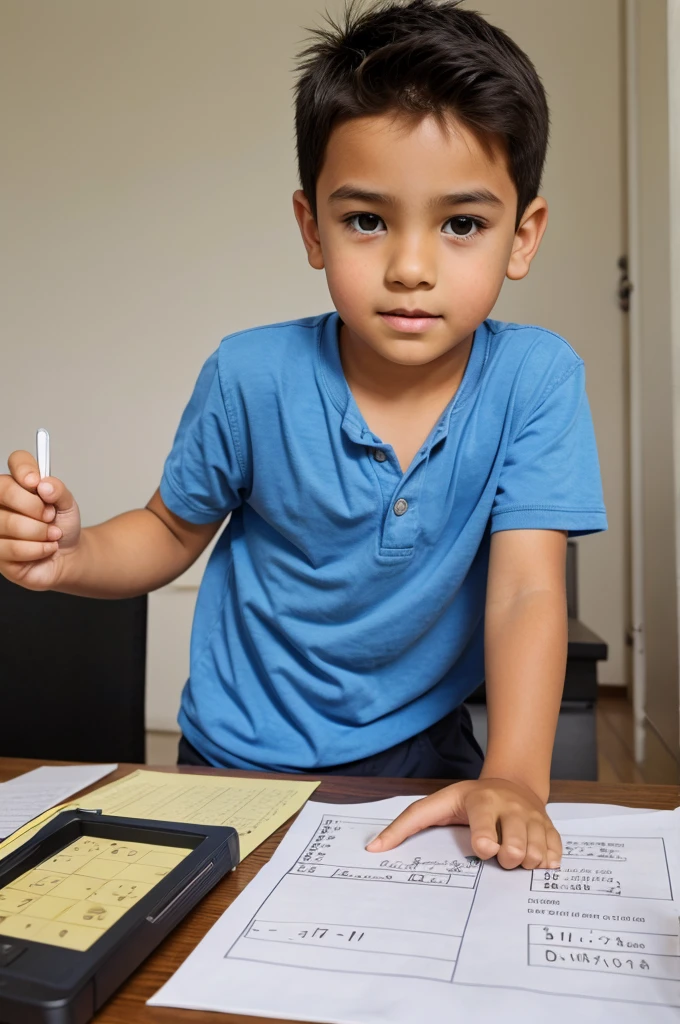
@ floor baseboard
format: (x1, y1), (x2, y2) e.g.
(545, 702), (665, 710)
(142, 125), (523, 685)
(598, 684), (628, 699)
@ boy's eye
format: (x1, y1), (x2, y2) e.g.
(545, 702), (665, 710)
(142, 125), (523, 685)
(443, 216), (481, 238)
(344, 212), (484, 239)
(346, 213), (385, 234)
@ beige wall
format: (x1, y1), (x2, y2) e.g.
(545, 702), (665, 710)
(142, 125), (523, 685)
(1, 0), (334, 526)
(1, 1), (628, 731)
(1, 0), (336, 729)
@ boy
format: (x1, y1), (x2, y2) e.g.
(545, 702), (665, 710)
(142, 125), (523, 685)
(0, 0), (606, 870)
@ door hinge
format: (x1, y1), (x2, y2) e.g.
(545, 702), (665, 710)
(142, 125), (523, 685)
(618, 255), (633, 312)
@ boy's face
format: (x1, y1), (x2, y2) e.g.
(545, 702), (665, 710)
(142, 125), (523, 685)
(294, 112), (547, 368)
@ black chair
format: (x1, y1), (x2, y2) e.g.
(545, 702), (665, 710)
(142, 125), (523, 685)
(0, 574), (147, 763)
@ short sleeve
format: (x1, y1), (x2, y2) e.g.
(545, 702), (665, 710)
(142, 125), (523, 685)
(491, 361), (608, 537)
(159, 349), (246, 524)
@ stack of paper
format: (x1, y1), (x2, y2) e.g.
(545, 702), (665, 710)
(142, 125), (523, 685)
(0, 769), (320, 863)
(149, 797), (680, 1024)
(0, 764), (117, 840)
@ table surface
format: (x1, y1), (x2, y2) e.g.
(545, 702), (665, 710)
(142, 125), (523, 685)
(1, 758), (677, 1024)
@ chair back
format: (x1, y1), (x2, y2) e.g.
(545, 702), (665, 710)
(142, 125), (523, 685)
(0, 575), (147, 763)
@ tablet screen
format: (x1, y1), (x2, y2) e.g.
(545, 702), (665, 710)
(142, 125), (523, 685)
(0, 836), (191, 951)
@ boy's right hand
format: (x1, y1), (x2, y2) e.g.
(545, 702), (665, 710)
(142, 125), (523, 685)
(0, 450), (82, 590)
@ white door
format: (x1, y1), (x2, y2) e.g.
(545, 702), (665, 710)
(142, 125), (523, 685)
(627, 0), (679, 765)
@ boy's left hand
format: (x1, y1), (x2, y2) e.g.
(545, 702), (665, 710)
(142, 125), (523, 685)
(365, 778), (562, 870)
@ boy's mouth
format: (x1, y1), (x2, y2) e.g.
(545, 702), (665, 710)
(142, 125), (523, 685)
(379, 309), (442, 333)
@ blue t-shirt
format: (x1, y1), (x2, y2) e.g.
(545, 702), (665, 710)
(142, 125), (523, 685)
(160, 312), (607, 771)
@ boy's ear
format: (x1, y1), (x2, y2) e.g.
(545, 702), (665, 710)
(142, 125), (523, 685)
(506, 196), (549, 281)
(293, 190), (325, 270)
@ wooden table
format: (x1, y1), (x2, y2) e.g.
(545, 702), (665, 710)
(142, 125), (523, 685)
(1, 758), (677, 1024)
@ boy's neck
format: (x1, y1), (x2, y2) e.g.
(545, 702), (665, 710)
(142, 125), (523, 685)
(339, 322), (474, 404)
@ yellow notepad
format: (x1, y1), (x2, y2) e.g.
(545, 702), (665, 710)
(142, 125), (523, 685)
(0, 770), (320, 864)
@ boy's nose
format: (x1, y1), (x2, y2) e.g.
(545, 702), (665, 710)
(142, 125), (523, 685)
(384, 234), (437, 290)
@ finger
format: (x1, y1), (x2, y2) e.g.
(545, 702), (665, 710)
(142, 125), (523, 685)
(497, 815), (528, 870)
(522, 820), (547, 870)
(7, 450), (41, 489)
(0, 475), (53, 521)
(545, 826), (563, 869)
(0, 509), (62, 543)
(35, 476), (75, 514)
(0, 539), (59, 563)
(467, 804), (501, 860)
(365, 789), (464, 852)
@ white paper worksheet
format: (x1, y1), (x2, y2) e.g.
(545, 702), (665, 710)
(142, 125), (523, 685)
(149, 797), (680, 1024)
(0, 764), (117, 840)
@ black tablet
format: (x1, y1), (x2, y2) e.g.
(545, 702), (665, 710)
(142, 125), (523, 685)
(0, 807), (239, 1024)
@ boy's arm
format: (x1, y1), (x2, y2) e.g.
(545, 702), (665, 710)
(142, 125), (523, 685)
(481, 527), (567, 802)
(1, 447), (226, 597)
(57, 486), (223, 599)
(366, 528), (567, 870)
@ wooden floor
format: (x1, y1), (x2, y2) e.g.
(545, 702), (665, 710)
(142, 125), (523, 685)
(598, 694), (679, 784)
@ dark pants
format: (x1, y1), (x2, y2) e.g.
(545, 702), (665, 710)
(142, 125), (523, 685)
(177, 704), (484, 779)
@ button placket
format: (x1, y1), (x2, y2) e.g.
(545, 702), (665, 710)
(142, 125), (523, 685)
(363, 439), (428, 556)
(379, 465), (424, 553)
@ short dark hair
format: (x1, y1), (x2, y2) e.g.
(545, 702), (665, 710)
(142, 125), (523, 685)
(293, 0), (550, 228)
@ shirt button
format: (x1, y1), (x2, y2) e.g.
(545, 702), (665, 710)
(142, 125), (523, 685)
(374, 449), (387, 463)
(393, 498), (409, 516)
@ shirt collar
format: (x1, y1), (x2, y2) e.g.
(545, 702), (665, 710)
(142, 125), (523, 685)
(316, 310), (489, 448)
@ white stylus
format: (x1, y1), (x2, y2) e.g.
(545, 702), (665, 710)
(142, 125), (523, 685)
(36, 428), (50, 479)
